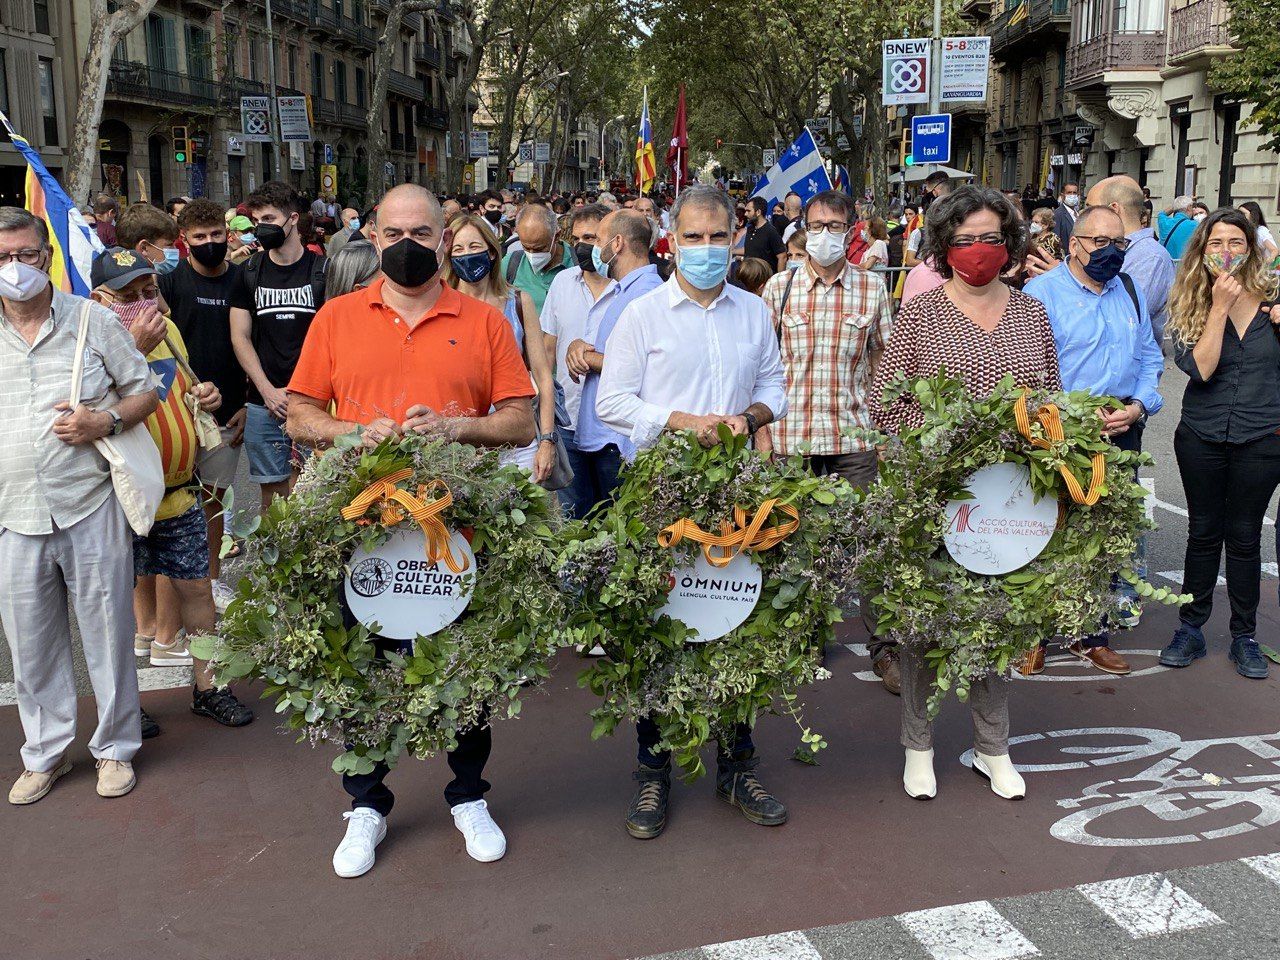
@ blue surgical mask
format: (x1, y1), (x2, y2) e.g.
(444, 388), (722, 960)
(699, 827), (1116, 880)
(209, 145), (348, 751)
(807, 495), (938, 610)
(347, 217), (361, 230)
(149, 243), (180, 275)
(676, 243), (731, 290)
(240, 232), (256, 246)
(591, 239), (617, 279)
(786, 259), (803, 271)
(1080, 243), (1125, 285)
(451, 251), (493, 284)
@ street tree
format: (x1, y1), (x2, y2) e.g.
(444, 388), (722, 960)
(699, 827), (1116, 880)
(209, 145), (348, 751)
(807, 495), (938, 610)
(67, 0), (159, 206)
(367, 1), (438, 198)
(1210, 2), (1280, 148)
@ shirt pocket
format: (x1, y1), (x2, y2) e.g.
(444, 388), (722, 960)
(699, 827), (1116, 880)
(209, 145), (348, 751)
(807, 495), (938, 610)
(779, 311), (811, 363)
(736, 339), (764, 393)
(76, 347), (114, 407)
(839, 312), (873, 359)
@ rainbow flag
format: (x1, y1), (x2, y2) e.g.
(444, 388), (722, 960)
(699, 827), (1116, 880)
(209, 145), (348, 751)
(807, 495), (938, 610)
(635, 87), (656, 195)
(0, 109), (102, 296)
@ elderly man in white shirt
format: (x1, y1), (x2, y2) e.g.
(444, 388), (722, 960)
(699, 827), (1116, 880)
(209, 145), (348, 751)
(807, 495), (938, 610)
(596, 184), (789, 841)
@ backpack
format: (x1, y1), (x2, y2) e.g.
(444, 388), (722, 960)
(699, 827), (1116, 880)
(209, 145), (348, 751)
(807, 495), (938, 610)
(505, 249), (524, 284)
(243, 250), (328, 310)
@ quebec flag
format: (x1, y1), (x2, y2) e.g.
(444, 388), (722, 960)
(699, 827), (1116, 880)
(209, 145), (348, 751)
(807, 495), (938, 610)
(751, 128), (833, 209)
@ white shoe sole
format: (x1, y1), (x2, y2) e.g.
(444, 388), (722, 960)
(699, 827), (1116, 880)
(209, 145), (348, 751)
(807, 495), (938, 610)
(971, 756), (1025, 800)
(150, 653), (194, 667)
(463, 839), (507, 863)
(333, 818), (387, 878)
(134, 637), (154, 657)
(8, 759), (72, 805)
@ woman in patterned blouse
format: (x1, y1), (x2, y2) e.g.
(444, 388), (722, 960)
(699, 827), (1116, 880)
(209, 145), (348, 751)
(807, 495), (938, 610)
(870, 186), (1061, 804)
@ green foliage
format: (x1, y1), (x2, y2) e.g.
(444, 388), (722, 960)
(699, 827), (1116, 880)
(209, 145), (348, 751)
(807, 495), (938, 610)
(1210, 3), (1279, 149)
(196, 434), (566, 773)
(846, 373), (1186, 719)
(559, 428), (856, 780)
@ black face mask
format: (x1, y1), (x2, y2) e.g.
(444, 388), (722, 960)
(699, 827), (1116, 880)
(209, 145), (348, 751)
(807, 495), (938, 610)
(189, 240), (228, 269)
(380, 237), (440, 289)
(575, 242), (597, 273)
(483, 209), (503, 226)
(255, 222), (288, 251)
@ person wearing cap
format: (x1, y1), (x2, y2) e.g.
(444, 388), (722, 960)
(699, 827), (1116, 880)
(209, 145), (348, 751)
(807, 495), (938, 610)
(90, 247), (256, 731)
(226, 215), (258, 265)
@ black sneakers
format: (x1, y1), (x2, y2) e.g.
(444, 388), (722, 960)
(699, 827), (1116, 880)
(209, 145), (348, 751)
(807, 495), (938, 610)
(716, 755), (788, 826)
(1230, 637), (1270, 679)
(140, 709), (161, 740)
(191, 687), (255, 727)
(625, 763), (671, 839)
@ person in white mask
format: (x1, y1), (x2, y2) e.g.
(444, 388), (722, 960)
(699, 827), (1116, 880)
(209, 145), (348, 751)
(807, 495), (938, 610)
(759, 189), (901, 695)
(1053, 182), (1081, 250)
(500, 203), (571, 314)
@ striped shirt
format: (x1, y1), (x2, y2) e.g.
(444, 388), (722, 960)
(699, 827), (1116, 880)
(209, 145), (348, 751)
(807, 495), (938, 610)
(0, 289), (153, 535)
(144, 321), (199, 521)
(760, 262), (893, 456)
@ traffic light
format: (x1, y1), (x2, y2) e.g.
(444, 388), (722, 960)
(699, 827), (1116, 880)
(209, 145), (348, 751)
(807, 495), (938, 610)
(172, 125), (189, 164)
(901, 127), (914, 167)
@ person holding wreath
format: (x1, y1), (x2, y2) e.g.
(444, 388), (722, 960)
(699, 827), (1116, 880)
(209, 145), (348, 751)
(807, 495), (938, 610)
(285, 184), (536, 878)
(870, 186), (1061, 803)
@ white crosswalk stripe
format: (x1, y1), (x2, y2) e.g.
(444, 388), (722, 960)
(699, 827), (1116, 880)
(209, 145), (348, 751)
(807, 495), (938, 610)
(702, 931), (821, 960)
(898, 901), (1040, 960)
(1244, 852), (1280, 888)
(1076, 873), (1224, 939)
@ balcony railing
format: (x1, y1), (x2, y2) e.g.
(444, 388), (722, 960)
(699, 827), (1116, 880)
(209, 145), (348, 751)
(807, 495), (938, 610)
(345, 17), (376, 49)
(415, 42), (442, 68)
(107, 61), (220, 106)
(388, 70), (424, 99)
(1168, 0), (1233, 62)
(1066, 29), (1166, 88)
(422, 105), (449, 129)
(990, 0), (1070, 54)
(340, 102), (366, 127)
(270, 0), (311, 25)
(308, 2), (340, 33)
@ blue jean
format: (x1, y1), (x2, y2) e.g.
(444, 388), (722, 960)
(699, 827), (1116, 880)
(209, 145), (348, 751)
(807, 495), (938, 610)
(558, 431), (624, 520)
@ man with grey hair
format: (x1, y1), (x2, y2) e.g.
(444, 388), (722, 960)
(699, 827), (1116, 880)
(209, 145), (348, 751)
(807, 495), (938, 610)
(502, 202), (572, 312)
(1157, 194), (1197, 260)
(597, 191), (620, 211)
(597, 183), (790, 839)
(0, 207), (159, 804)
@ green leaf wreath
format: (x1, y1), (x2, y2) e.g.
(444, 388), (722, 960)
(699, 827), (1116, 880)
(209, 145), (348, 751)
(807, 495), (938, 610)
(847, 373), (1186, 719)
(190, 433), (565, 776)
(559, 426), (858, 779)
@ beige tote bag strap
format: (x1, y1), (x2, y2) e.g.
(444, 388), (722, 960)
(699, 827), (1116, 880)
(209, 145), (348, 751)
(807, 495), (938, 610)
(67, 300), (93, 408)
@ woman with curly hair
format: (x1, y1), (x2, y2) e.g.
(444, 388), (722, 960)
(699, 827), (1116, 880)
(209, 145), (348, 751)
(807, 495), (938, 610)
(870, 185), (1060, 803)
(1160, 207), (1280, 681)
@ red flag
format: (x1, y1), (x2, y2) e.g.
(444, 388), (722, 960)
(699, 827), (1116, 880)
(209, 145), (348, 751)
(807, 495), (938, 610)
(666, 84), (688, 193)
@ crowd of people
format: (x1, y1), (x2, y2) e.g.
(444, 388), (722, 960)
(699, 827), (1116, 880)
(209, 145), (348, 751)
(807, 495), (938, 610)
(1, 169), (1276, 879)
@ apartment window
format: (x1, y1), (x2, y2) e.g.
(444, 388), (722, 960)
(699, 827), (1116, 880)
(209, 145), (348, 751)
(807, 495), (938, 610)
(248, 32), (262, 82)
(311, 52), (325, 98)
(287, 45), (298, 89)
(38, 57), (57, 145)
(33, 0), (51, 34)
(334, 0), (344, 17)
(185, 25), (212, 80)
(402, 41), (410, 71)
(334, 61), (347, 104)
(146, 14), (178, 72)
(355, 66), (366, 108)
(224, 22), (239, 80)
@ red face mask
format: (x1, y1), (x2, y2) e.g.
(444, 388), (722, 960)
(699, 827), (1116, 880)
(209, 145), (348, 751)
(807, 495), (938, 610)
(946, 241), (1009, 287)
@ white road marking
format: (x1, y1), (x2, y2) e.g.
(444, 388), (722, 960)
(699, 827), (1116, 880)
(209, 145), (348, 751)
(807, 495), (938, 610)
(897, 901), (1040, 960)
(1077, 874), (1223, 938)
(1244, 852), (1280, 888)
(1157, 569), (1226, 588)
(1151, 493), (1273, 526)
(702, 931), (821, 960)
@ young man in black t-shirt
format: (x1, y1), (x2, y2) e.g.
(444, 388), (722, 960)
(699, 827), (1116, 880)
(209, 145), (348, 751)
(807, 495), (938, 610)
(159, 198), (246, 612)
(229, 181), (326, 513)
(744, 196), (787, 275)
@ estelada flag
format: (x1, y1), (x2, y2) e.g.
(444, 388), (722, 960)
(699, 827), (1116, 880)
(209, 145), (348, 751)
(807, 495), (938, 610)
(635, 87), (656, 194)
(666, 84), (688, 192)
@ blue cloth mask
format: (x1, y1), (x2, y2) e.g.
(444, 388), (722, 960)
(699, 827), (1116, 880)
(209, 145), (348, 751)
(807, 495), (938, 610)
(1081, 243), (1125, 285)
(676, 243), (731, 290)
(451, 251), (493, 284)
(150, 244), (180, 275)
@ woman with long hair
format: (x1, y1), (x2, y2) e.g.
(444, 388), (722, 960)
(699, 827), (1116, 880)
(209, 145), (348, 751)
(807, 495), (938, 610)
(324, 239), (380, 299)
(1237, 200), (1278, 263)
(1160, 207), (1280, 680)
(871, 186), (1060, 803)
(442, 213), (558, 484)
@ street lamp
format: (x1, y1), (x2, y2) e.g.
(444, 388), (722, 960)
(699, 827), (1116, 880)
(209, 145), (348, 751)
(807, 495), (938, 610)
(601, 114), (625, 183)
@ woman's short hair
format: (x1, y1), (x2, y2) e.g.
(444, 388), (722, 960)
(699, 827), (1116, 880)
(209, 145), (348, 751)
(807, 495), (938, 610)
(919, 185), (1028, 280)
(325, 240), (380, 299)
(732, 257), (773, 296)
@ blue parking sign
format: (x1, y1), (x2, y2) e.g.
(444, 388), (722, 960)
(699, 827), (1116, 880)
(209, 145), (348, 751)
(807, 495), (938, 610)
(911, 114), (951, 165)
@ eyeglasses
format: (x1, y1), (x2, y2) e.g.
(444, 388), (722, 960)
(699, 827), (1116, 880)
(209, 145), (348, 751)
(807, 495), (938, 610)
(0, 248), (44, 266)
(1076, 235), (1130, 252)
(807, 221), (850, 234)
(113, 285), (160, 304)
(951, 233), (1005, 248)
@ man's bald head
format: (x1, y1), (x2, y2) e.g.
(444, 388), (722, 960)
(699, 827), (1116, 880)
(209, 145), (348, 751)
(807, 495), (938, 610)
(601, 209), (652, 258)
(515, 203), (558, 253)
(1085, 175), (1145, 232)
(1072, 204), (1124, 238)
(377, 183), (444, 234)
(441, 198), (462, 222)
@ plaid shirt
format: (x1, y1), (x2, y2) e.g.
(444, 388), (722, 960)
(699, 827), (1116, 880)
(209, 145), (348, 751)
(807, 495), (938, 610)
(761, 262), (892, 456)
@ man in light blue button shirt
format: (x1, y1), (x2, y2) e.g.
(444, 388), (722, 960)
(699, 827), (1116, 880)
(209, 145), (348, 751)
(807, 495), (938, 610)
(1024, 204), (1163, 676)
(565, 210), (664, 511)
(1086, 175), (1175, 343)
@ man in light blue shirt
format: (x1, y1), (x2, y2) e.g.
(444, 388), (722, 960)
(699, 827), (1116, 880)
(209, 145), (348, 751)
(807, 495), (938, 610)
(1087, 175), (1175, 343)
(1024, 204), (1163, 677)
(564, 210), (664, 510)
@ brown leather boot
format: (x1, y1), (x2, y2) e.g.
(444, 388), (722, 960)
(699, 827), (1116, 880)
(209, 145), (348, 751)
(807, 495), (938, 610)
(1017, 647), (1046, 676)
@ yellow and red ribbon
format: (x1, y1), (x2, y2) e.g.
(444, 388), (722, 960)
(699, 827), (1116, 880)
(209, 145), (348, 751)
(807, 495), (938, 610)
(658, 498), (800, 568)
(1013, 391), (1106, 506)
(341, 468), (470, 573)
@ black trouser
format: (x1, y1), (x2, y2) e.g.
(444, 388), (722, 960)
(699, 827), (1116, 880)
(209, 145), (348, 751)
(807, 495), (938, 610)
(339, 602), (491, 816)
(1175, 423), (1280, 639)
(636, 716), (753, 770)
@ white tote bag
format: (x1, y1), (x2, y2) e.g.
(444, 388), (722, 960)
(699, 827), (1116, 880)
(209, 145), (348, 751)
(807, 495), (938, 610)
(67, 301), (165, 536)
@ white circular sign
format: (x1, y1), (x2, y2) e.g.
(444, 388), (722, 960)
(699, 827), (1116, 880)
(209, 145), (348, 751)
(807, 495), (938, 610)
(345, 528), (475, 640)
(656, 552), (762, 642)
(943, 462), (1058, 575)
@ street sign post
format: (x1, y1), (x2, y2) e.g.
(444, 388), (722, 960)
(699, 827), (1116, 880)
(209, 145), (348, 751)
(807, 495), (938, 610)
(762, 148), (776, 168)
(323, 143), (334, 165)
(469, 131), (489, 160)
(240, 97), (272, 143)
(534, 142), (551, 163)
(518, 142), (533, 164)
(910, 114), (952, 166)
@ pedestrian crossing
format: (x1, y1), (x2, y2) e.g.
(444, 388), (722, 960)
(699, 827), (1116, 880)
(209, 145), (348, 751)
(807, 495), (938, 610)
(1154, 562), (1279, 589)
(638, 855), (1280, 960)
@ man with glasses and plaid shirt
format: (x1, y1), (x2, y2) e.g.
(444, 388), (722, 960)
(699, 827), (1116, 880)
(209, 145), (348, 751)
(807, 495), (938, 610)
(1023, 204), (1164, 676)
(759, 189), (898, 694)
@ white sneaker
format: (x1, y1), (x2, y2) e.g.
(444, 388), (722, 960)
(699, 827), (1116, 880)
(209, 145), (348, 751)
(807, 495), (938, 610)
(451, 799), (506, 862)
(150, 639), (193, 667)
(211, 579), (235, 613)
(973, 752), (1027, 800)
(332, 808), (386, 878)
(134, 634), (154, 657)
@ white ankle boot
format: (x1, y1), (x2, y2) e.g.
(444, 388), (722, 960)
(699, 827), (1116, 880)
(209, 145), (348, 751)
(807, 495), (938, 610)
(972, 752), (1026, 800)
(903, 748), (937, 799)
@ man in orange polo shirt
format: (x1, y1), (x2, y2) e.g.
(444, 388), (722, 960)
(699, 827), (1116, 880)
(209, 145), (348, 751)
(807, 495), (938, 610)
(287, 184), (535, 879)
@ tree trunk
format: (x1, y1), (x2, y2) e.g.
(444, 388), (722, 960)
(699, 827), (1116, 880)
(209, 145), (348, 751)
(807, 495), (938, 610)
(66, 0), (158, 206)
(856, 74), (889, 209)
(369, 2), (435, 199)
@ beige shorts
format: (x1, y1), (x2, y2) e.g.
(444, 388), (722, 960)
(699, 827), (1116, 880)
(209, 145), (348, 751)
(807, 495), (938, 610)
(196, 424), (243, 491)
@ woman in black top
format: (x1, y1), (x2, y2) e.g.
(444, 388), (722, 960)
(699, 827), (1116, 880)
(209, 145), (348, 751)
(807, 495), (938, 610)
(1161, 208), (1280, 679)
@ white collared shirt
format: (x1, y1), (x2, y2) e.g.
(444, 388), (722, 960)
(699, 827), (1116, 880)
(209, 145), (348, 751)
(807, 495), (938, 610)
(539, 266), (615, 428)
(597, 276), (788, 451)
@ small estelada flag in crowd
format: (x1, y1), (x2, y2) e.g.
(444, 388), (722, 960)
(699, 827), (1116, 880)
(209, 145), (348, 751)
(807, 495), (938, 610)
(635, 86), (657, 195)
(0, 109), (103, 295)
(666, 84), (689, 194)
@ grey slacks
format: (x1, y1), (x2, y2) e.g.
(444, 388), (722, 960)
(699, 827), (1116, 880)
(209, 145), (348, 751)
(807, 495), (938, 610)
(899, 645), (1009, 757)
(0, 495), (140, 770)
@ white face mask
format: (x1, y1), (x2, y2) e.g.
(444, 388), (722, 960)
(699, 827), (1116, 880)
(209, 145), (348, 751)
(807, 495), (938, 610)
(526, 250), (554, 271)
(0, 259), (50, 302)
(805, 228), (848, 267)
(1194, 213), (1207, 223)
(1064, 194), (1080, 209)
(1029, 223), (1044, 235)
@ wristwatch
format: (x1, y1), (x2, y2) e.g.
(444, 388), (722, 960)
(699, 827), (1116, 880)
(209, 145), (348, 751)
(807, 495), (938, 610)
(105, 409), (124, 436)
(743, 411), (760, 436)
(535, 431), (557, 445)
(1126, 398), (1148, 425)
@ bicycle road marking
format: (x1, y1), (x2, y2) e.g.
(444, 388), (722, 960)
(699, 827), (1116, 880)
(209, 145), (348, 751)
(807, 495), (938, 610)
(1076, 873), (1224, 938)
(897, 901), (1040, 960)
(702, 930), (821, 960)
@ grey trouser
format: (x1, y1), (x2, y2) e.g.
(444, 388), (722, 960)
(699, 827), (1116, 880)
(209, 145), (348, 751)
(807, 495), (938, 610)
(899, 645), (1009, 756)
(0, 495), (141, 770)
